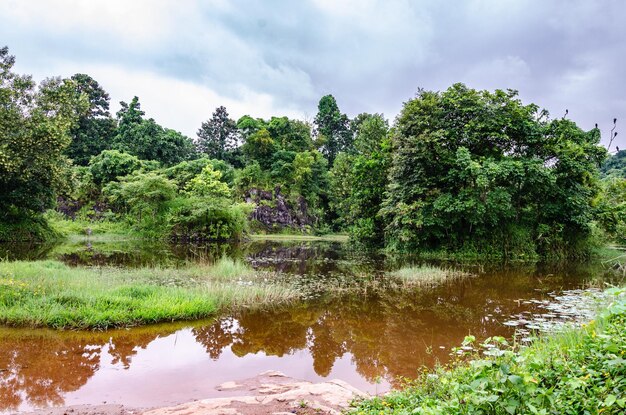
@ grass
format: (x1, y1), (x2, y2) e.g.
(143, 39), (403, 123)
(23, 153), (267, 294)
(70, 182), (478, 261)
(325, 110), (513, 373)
(0, 258), (298, 329)
(47, 214), (136, 239)
(388, 265), (470, 287)
(350, 287), (626, 415)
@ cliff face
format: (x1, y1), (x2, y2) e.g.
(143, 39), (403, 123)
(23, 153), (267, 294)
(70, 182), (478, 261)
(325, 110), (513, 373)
(245, 187), (315, 231)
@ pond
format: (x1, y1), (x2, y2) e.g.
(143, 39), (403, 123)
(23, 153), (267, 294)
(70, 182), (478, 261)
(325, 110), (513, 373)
(0, 237), (613, 413)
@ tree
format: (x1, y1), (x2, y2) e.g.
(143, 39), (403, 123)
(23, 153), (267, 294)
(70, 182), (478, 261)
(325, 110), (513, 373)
(601, 149), (626, 178)
(104, 171), (177, 225)
(314, 95), (352, 166)
(0, 46), (86, 222)
(242, 128), (277, 169)
(596, 176), (626, 244)
(267, 117), (313, 153)
(88, 150), (150, 186)
(236, 115), (266, 141)
(65, 74), (117, 165)
(196, 106), (239, 161)
(329, 113), (390, 243)
(381, 83), (606, 257)
(184, 165), (231, 199)
(164, 157), (234, 190)
(113, 96), (195, 165)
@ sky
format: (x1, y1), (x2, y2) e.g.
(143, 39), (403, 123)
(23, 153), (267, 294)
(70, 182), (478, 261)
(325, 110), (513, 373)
(1, 0), (624, 150)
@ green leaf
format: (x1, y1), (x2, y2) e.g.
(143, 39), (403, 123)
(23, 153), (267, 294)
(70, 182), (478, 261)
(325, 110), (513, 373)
(604, 394), (617, 407)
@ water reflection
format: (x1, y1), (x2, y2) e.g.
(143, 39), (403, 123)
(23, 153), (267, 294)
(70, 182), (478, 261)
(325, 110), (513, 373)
(0, 259), (606, 413)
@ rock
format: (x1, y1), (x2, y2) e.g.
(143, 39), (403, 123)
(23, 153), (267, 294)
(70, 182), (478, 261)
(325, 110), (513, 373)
(143, 372), (366, 415)
(246, 187), (315, 231)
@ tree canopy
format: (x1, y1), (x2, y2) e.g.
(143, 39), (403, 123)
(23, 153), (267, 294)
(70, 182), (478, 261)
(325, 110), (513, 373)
(381, 84), (606, 257)
(196, 106), (239, 161)
(0, 47), (86, 218)
(314, 95), (352, 166)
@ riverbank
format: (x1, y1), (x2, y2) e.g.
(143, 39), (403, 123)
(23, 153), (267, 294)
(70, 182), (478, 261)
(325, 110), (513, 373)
(349, 287), (626, 415)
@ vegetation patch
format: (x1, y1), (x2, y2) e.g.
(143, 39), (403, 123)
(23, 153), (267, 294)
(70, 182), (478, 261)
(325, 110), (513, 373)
(388, 265), (471, 287)
(0, 259), (298, 329)
(350, 288), (626, 415)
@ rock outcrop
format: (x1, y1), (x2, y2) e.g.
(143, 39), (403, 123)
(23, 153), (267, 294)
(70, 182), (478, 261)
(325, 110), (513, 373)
(245, 187), (315, 231)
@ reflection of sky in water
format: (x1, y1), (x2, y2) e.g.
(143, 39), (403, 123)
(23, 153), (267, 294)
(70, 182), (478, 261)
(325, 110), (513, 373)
(0, 240), (612, 413)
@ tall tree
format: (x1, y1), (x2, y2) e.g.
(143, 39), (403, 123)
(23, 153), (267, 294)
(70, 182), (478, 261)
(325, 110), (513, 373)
(329, 113), (390, 243)
(0, 46), (86, 221)
(382, 83), (606, 257)
(65, 74), (117, 165)
(113, 97), (195, 165)
(196, 106), (239, 161)
(314, 95), (352, 166)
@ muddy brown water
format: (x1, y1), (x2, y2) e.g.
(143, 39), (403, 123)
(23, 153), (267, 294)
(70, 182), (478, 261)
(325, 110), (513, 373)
(0, 239), (613, 413)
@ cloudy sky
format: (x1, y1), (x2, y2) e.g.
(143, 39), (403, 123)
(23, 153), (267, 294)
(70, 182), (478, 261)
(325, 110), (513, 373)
(1, 0), (624, 149)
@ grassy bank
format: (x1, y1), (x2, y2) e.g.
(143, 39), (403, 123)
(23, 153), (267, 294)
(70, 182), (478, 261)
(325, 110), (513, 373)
(47, 214), (137, 239)
(351, 288), (626, 415)
(0, 258), (471, 329)
(0, 258), (298, 329)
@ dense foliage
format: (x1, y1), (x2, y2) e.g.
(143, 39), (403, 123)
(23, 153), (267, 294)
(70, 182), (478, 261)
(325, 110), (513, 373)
(382, 84), (606, 258)
(602, 150), (626, 178)
(0, 47), (86, 239)
(0, 46), (621, 257)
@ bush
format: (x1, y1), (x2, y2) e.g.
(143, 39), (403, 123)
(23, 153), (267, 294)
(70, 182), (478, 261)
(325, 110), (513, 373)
(167, 197), (252, 241)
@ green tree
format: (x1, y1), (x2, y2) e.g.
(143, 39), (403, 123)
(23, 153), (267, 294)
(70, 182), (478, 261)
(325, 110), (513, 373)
(602, 149), (626, 178)
(242, 128), (277, 169)
(65, 74), (117, 165)
(103, 171), (177, 225)
(236, 115), (266, 141)
(267, 117), (313, 152)
(164, 157), (234, 190)
(596, 176), (626, 244)
(196, 106), (239, 161)
(329, 113), (390, 243)
(88, 150), (150, 186)
(0, 46), (86, 222)
(113, 97), (195, 165)
(291, 150), (328, 207)
(184, 164), (231, 199)
(314, 95), (352, 166)
(382, 84), (606, 257)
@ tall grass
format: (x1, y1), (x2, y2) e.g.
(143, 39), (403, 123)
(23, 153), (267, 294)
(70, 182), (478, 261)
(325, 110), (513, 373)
(388, 265), (470, 287)
(0, 258), (297, 329)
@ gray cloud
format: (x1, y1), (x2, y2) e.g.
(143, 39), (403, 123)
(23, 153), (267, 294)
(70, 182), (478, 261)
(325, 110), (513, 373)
(0, 0), (624, 149)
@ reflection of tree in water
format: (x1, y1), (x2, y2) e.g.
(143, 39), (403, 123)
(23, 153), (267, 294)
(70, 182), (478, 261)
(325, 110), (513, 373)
(0, 326), (176, 411)
(106, 331), (165, 369)
(192, 318), (236, 359)
(189, 270), (563, 386)
(0, 335), (102, 411)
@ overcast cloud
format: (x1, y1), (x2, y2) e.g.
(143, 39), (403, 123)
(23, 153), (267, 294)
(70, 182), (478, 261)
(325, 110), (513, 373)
(1, 0), (624, 149)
